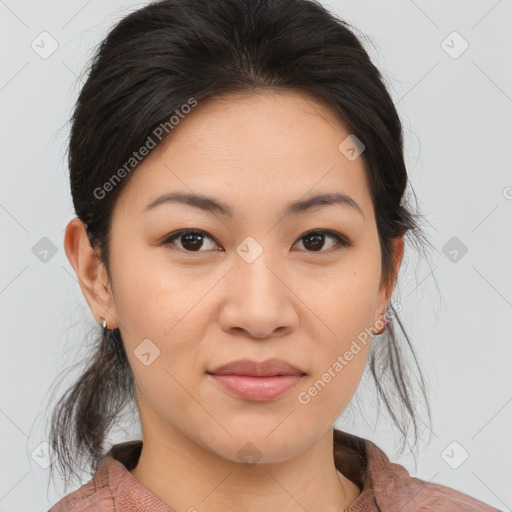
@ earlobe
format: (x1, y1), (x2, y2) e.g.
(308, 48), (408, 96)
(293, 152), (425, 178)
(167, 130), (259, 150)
(64, 217), (118, 329)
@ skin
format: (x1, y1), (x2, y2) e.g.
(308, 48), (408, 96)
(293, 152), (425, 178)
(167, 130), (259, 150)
(65, 89), (404, 512)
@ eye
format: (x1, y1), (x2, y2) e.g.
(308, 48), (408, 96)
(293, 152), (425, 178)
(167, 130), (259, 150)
(163, 229), (221, 252)
(293, 230), (352, 253)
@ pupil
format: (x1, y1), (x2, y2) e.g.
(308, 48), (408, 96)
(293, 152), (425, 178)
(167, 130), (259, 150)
(183, 233), (203, 251)
(304, 233), (324, 251)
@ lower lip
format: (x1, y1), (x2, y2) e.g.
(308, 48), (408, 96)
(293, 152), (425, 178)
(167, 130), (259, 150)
(207, 373), (304, 401)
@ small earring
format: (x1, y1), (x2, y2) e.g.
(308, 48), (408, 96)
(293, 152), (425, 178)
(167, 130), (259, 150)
(100, 316), (124, 364)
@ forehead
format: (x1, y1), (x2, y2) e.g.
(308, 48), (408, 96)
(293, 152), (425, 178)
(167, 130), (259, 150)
(113, 89), (373, 222)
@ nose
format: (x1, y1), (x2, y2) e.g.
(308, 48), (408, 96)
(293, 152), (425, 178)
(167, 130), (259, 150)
(217, 252), (299, 340)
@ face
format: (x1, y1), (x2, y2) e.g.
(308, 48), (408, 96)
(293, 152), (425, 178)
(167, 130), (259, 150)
(85, 90), (401, 464)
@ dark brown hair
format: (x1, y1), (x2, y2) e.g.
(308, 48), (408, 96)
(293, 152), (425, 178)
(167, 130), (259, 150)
(46, 0), (436, 491)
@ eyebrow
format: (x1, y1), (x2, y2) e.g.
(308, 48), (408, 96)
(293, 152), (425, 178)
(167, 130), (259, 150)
(144, 191), (364, 219)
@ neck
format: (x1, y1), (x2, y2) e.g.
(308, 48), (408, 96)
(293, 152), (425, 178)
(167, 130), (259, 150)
(129, 426), (361, 512)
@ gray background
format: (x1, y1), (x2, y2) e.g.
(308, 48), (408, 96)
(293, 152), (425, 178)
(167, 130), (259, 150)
(1, 0), (511, 510)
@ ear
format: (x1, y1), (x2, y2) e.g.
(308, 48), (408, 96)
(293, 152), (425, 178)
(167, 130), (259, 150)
(63, 218), (119, 329)
(376, 235), (404, 318)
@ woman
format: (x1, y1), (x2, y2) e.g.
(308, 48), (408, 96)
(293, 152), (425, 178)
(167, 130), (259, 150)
(46, 0), (500, 510)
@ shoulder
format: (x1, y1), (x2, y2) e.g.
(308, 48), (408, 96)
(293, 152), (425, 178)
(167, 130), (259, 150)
(333, 429), (501, 511)
(383, 473), (503, 512)
(48, 459), (115, 512)
(363, 438), (502, 511)
(48, 487), (114, 512)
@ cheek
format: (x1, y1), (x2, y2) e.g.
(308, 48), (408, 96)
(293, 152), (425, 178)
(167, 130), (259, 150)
(312, 254), (381, 341)
(301, 255), (379, 411)
(109, 251), (213, 408)
(110, 243), (205, 337)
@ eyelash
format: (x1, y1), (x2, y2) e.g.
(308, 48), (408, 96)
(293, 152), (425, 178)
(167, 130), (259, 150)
(162, 229), (352, 254)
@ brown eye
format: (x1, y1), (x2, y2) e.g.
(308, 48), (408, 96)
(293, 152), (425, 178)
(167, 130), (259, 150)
(294, 230), (351, 253)
(163, 230), (220, 252)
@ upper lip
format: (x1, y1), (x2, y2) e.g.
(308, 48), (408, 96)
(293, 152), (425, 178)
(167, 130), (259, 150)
(207, 357), (306, 377)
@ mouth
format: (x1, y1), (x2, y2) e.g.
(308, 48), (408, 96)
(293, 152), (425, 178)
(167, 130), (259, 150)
(206, 357), (306, 401)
